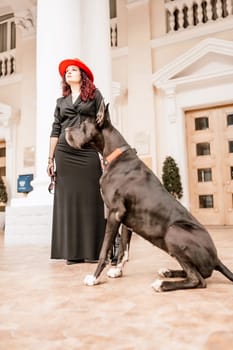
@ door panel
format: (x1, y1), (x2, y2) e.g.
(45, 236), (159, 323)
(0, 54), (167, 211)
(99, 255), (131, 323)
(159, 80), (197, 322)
(185, 105), (233, 225)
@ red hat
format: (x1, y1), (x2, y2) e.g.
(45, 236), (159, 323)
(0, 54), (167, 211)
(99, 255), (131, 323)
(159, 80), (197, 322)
(58, 58), (94, 82)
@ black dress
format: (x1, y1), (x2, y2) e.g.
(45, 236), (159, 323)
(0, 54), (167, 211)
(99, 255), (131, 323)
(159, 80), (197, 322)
(50, 89), (106, 261)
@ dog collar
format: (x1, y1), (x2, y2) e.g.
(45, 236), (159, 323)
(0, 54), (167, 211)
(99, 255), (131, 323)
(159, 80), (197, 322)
(103, 145), (130, 166)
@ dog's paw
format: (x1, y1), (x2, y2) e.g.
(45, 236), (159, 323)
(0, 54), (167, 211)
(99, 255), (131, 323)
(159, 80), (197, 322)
(107, 267), (122, 278)
(83, 274), (97, 286)
(158, 268), (171, 278)
(151, 279), (163, 292)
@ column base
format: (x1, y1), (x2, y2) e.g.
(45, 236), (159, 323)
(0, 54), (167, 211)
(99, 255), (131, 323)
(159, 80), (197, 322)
(4, 177), (53, 245)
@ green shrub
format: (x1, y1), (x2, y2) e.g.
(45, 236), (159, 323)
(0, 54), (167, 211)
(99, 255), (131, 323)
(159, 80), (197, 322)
(0, 176), (8, 204)
(162, 156), (183, 199)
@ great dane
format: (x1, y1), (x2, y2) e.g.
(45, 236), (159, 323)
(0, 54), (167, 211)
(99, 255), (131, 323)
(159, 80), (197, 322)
(65, 102), (233, 292)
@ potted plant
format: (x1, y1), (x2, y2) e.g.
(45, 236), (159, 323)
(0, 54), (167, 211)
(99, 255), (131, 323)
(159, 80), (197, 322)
(162, 156), (183, 199)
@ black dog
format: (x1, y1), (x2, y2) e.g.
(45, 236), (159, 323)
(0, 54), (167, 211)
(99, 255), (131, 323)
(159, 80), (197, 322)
(65, 102), (233, 292)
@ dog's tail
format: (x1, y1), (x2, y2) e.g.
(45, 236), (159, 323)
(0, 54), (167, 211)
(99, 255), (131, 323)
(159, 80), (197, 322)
(215, 260), (233, 281)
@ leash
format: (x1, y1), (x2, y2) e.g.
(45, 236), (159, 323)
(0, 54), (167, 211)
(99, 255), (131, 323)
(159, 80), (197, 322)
(48, 174), (56, 194)
(103, 145), (133, 167)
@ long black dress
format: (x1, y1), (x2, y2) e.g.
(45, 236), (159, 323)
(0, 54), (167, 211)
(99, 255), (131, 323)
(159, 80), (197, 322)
(50, 89), (106, 261)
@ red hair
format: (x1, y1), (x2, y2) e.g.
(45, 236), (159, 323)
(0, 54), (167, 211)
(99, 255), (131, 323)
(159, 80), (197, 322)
(61, 69), (96, 101)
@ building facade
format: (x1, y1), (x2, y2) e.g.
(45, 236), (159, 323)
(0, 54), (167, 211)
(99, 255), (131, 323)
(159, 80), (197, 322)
(0, 0), (233, 243)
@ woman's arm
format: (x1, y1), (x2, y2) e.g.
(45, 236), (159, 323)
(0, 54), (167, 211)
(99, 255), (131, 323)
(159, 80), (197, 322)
(47, 137), (58, 177)
(47, 99), (63, 177)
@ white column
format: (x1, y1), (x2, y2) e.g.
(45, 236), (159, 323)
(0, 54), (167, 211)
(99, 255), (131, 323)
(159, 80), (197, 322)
(12, 0), (82, 206)
(80, 0), (113, 106)
(127, 0), (156, 171)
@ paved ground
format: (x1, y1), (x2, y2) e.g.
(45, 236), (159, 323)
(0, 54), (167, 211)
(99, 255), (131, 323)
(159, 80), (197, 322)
(1, 226), (233, 350)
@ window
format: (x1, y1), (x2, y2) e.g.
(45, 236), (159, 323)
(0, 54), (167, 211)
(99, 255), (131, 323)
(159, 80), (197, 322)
(231, 167), (233, 180)
(0, 148), (5, 157)
(196, 143), (210, 156)
(197, 168), (212, 182)
(195, 117), (209, 130)
(0, 13), (16, 53)
(0, 141), (6, 208)
(0, 167), (5, 177)
(227, 114), (233, 126)
(229, 141), (233, 153)
(109, 0), (117, 19)
(199, 195), (214, 208)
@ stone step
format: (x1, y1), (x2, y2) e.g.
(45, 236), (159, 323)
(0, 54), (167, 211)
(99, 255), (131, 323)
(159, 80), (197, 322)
(4, 205), (53, 246)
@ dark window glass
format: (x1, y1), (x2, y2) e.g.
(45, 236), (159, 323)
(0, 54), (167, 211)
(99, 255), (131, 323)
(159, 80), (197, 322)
(196, 143), (210, 156)
(227, 114), (233, 126)
(195, 117), (209, 130)
(0, 205), (5, 212)
(10, 21), (16, 49)
(0, 22), (7, 53)
(0, 13), (14, 53)
(0, 167), (5, 176)
(199, 195), (214, 208)
(0, 148), (6, 157)
(229, 141), (233, 153)
(231, 167), (233, 180)
(109, 0), (117, 18)
(197, 168), (212, 182)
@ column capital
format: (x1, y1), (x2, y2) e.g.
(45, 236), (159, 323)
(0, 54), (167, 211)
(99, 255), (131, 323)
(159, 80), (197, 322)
(14, 6), (36, 39)
(164, 85), (176, 97)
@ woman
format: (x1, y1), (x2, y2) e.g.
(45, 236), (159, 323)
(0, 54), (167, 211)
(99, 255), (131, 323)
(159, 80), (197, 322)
(47, 58), (106, 265)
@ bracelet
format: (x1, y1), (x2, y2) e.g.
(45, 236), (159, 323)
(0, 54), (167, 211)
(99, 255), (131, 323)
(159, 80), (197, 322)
(48, 157), (54, 161)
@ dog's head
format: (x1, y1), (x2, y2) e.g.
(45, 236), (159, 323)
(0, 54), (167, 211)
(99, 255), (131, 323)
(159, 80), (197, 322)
(65, 101), (110, 152)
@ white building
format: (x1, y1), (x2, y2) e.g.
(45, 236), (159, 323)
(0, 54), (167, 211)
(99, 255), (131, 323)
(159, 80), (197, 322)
(0, 0), (233, 244)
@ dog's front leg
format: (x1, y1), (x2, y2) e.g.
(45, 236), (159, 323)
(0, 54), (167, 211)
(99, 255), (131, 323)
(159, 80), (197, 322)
(84, 211), (121, 286)
(107, 225), (132, 279)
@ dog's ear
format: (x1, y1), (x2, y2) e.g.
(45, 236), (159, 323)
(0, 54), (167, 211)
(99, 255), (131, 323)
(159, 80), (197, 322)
(96, 99), (105, 127)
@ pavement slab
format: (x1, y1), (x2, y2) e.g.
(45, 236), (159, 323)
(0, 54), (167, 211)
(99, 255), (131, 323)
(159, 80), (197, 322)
(0, 227), (233, 350)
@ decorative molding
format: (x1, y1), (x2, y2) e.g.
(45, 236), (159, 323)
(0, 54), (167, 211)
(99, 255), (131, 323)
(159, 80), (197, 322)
(112, 81), (121, 98)
(0, 103), (19, 128)
(14, 7), (36, 38)
(111, 46), (128, 59)
(165, 89), (177, 123)
(152, 38), (233, 90)
(127, 0), (148, 9)
(0, 103), (11, 125)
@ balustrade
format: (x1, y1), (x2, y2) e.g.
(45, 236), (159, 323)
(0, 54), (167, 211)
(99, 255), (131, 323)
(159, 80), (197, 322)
(165, 0), (233, 33)
(110, 17), (118, 47)
(0, 49), (16, 79)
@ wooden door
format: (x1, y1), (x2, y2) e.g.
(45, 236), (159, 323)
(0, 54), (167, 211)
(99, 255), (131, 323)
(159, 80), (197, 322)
(185, 105), (233, 225)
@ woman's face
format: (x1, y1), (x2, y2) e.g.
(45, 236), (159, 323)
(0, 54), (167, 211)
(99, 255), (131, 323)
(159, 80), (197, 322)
(65, 65), (82, 84)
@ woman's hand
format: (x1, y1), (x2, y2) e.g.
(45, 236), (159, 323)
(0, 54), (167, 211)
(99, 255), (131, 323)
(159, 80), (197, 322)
(47, 158), (55, 177)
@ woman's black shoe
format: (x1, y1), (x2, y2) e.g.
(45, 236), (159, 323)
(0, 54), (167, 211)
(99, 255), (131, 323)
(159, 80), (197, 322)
(85, 259), (99, 263)
(66, 259), (84, 265)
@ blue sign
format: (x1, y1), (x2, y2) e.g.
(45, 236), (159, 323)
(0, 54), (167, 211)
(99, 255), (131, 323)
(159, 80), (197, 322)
(17, 174), (34, 193)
